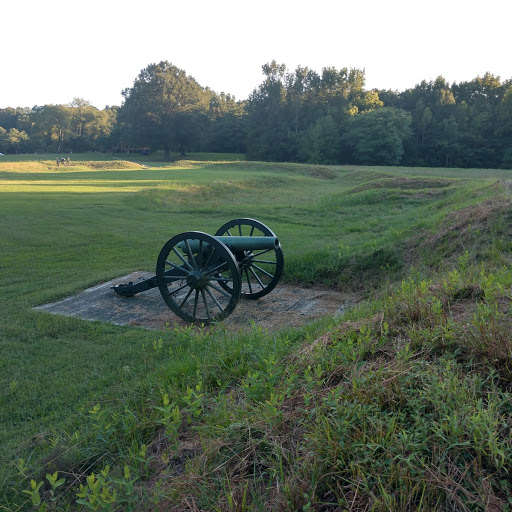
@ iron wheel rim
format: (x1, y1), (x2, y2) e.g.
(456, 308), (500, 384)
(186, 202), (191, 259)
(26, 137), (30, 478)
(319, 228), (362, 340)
(156, 231), (241, 324)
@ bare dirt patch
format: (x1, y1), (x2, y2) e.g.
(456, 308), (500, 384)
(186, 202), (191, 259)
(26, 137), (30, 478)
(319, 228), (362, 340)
(34, 272), (357, 332)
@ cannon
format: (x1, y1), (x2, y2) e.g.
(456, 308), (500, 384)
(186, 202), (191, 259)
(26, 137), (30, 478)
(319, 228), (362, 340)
(112, 219), (284, 324)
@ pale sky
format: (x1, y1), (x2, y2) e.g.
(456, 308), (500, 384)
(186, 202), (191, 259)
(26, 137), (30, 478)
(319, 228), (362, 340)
(2, 0), (511, 110)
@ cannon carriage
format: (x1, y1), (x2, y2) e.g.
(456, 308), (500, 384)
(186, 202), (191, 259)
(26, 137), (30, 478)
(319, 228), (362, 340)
(113, 219), (284, 324)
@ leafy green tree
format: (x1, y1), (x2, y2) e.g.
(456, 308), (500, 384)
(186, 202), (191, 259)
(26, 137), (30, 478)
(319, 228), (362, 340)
(0, 126), (7, 153)
(5, 128), (29, 154)
(0, 108), (19, 131)
(119, 61), (208, 160)
(246, 62), (369, 162)
(436, 115), (460, 167)
(343, 107), (412, 165)
(452, 72), (504, 108)
(496, 85), (512, 167)
(357, 90), (384, 112)
(68, 98), (115, 152)
(15, 107), (32, 135)
(300, 115), (340, 164)
(375, 89), (401, 108)
(284, 66), (319, 134)
(31, 105), (72, 152)
(451, 73), (505, 167)
(460, 106), (498, 167)
(316, 67), (367, 120)
(246, 61), (288, 161)
(0, 107), (33, 151)
(404, 101), (434, 165)
(208, 92), (247, 153)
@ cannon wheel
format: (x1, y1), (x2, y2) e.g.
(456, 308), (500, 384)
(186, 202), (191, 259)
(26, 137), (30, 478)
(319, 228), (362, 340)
(156, 231), (241, 324)
(215, 218), (284, 300)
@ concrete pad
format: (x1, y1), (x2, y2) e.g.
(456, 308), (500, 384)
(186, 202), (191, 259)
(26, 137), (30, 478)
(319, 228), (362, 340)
(34, 272), (356, 331)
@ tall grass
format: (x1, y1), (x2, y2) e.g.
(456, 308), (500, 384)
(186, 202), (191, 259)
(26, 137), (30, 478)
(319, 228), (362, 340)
(1, 157), (511, 510)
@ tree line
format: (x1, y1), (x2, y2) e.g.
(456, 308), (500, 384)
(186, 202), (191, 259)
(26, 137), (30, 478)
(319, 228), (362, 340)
(1, 61), (511, 168)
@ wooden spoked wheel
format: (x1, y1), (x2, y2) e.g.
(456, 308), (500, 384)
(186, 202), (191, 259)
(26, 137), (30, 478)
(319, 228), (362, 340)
(156, 231), (241, 324)
(215, 218), (284, 300)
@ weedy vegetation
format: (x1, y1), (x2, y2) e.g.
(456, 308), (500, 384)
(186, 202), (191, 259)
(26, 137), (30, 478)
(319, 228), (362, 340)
(1, 154), (512, 510)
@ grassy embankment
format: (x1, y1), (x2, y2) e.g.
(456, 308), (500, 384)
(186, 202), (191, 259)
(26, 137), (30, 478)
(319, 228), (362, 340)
(1, 154), (512, 510)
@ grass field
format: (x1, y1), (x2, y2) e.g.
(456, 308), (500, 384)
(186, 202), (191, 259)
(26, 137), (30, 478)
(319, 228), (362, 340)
(1, 154), (512, 510)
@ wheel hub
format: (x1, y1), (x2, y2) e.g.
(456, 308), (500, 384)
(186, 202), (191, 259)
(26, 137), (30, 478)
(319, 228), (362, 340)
(241, 251), (253, 267)
(186, 270), (207, 289)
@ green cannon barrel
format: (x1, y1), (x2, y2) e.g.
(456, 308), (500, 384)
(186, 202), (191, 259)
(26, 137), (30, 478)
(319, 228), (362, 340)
(178, 236), (279, 253)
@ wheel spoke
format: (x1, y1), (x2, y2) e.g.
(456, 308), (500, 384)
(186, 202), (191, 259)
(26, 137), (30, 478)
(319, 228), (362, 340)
(172, 247), (194, 271)
(207, 282), (233, 298)
(184, 240), (198, 269)
(198, 240), (203, 268)
(165, 259), (192, 274)
(163, 281), (189, 296)
(244, 268), (254, 294)
(252, 259), (277, 265)
(250, 248), (273, 258)
(200, 288), (211, 321)
(249, 267), (266, 289)
(205, 261), (230, 276)
(252, 263), (274, 279)
(205, 286), (224, 312)
(193, 289), (199, 317)
(201, 245), (216, 271)
(178, 287), (194, 308)
(164, 275), (189, 281)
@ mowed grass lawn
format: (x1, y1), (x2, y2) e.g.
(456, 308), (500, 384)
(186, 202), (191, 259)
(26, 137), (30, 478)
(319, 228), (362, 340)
(1, 154), (510, 505)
